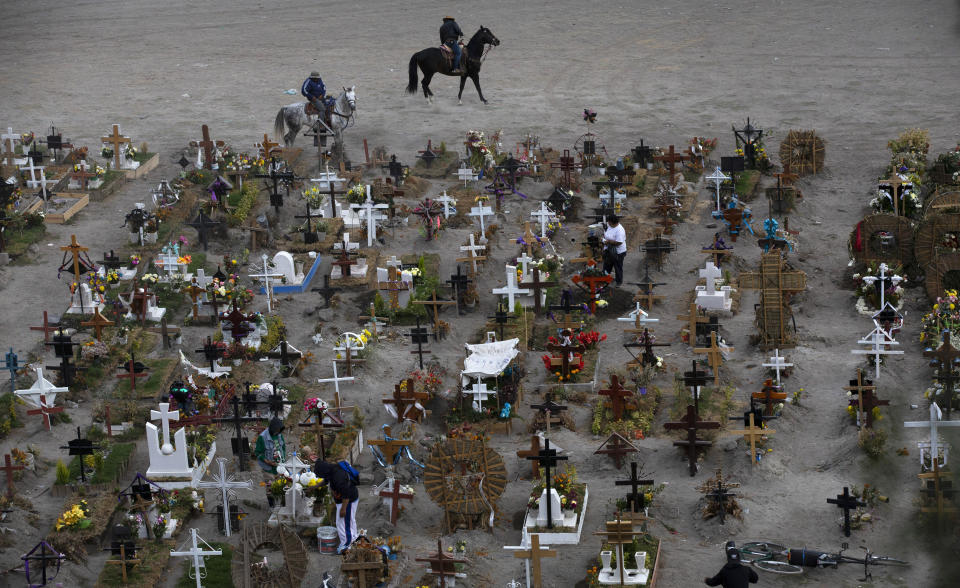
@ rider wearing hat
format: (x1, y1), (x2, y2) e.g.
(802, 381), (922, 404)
(301, 71), (327, 113)
(440, 16), (464, 74)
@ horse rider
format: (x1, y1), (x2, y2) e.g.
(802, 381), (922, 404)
(301, 71), (328, 115)
(440, 16), (464, 73)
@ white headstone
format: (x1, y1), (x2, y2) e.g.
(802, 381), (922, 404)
(535, 488), (564, 528)
(530, 202), (558, 239)
(457, 163), (478, 186)
(762, 349), (793, 386)
(468, 382), (494, 411)
(65, 283), (104, 315)
(436, 190), (457, 219)
(146, 403), (191, 477)
(272, 251), (303, 285)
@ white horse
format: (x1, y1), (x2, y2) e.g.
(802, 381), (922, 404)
(274, 86), (357, 147)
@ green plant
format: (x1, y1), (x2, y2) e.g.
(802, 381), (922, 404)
(55, 460), (71, 485)
(227, 183), (259, 225)
(858, 428), (888, 458)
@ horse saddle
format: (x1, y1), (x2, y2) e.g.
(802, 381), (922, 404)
(305, 98), (336, 127)
(440, 42), (465, 69)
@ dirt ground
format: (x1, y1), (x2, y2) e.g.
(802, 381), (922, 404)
(1, 0), (959, 586)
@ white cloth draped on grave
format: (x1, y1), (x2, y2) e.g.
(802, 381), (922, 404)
(460, 339), (520, 379)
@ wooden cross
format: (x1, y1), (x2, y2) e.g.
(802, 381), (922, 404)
(0, 453), (24, 498)
(571, 270), (613, 314)
(147, 316), (181, 349)
(341, 558), (385, 587)
(545, 334), (585, 380)
(383, 379), (427, 423)
(258, 133), (280, 158)
(598, 375), (633, 421)
(29, 311), (61, 343)
(80, 307), (114, 341)
(26, 394), (63, 431)
(728, 412), (774, 466)
(827, 486), (865, 537)
(632, 263), (666, 309)
(703, 468), (740, 525)
(694, 331), (732, 387)
(654, 144), (690, 185)
(70, 162), (95, 190)
(918, 461), (958, 519)
(516, 435), (542, 478)
(408, 317), (432, 370)
(415, 537), (468, 588)
(104, 542), (141, 584)
(924, 330), (960, 419)
(879, 173), (907, 217)
(592, 515), (644, 586)
(116, 353), (149, 393)
(550, 149), (581, 190)
(60, 234), (89, 283)
(594, 432), (639, 469)
(615, 462), (654, 515)
(752, 379), (787, 417)
(531, 397), (568, 435)
(182, 281), (205, 321)
(663, 404), (720, 476)
(847, 380), (888, 430)
(334, 339), (365, 377)
(298, 407), (343, 461)
(100, 124), (131, 170)
(378, 478), (414, 525)
(193, 124), (224, 170)
(676, 302), (709, 348)
(414, 290), (457, 333)
(511, 534), (555, 588)
(367, 425), (412, 465)
(519, 267), (557, 314)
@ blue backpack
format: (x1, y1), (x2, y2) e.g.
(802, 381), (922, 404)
(338, 460), (360, 485)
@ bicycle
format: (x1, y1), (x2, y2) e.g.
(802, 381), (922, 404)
(738, 541), (908, 580)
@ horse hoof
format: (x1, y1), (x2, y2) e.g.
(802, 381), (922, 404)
(458, 100), (463, 106)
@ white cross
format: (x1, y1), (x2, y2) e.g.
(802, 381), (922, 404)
(170, 528), (223, 588)
(15, 367), (67, 409)
(851, 326), (904, 379)
(195, 457), (252, 538)
(435, 190), (456, 219)
(457, 163), (478, 186)
(699, 262), (723, 294)
(333, 333), (365, 357)
(276, 452), (313, 525)
(469, 203), (493, 233)
(36, 170), (57, 203)
(616, 302), (659, 324)
(310, 165), (346, 191)
(861, 263), (903, 319)
(158, 252), (181, 280)
(530, 202), (557, 239)
(150, 403), (180, 455)
(194, 269), (211, 303)
(516, 253), (535, 278)
(317, 361), (354, 411)
(905, 403), (960, 470)
(1, 128), (22, 166)
(492, 265), (531, 311)
(468, 382), (494, 411)
(248, 254), (283, 313)
(706, 167), (730, 211)
(333, 232), (359, 252)
(20, 159), (45, 188)
(762, 349), (793, 386)
(459, 234), (486, 273)
(350, 187), (388, 247)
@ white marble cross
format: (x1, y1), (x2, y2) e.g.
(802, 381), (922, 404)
(530, 201), (557, 239)
(616, 302), (659, 325)
(15, 367), (67, 409)
(333, 232), (360, 252)
(469, 203), (493, 233)
(317, 361), (354, 406)
(435, 190), (456, 219)
(310, 165), (346, 191)
(492, 265), (531, 311)
(706, 166), (730, 211)
(21, 159), (45, 188)
(1, 128), (23, 167)
(196, 457), (252, 537)
(36, 170), (57, 203)
(516, 253), (535, 278)
(699, 262), (722, 294)
(150, 403), (180, 455)
(861, 263), (903, 317)
(457, 163), (478, 186)
(170, 528), (222, 588)
(158, 252), (181, 280)
(851, 326), (903, 379)
(762, 349), (793, 386)
(248, 254), (283, 313)
(905, 403), (960, 470)
(350, 188), (388, 247)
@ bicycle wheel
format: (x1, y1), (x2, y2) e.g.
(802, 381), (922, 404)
(740, 542), (788, 562)
(868, 555), (910, 567)
(753, 559), (804, 574)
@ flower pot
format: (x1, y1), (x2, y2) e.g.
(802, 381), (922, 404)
(600, 550), (613, 572)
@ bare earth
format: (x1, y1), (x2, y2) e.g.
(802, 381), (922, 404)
(1, 0), (959, 586)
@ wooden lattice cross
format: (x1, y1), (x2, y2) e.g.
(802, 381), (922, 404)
(594, 432), (639, 469)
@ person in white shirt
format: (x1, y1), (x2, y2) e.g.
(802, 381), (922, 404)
(602, 215), (627, 286)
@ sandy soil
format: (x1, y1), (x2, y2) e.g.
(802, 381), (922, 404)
(1, 0), (959, 586)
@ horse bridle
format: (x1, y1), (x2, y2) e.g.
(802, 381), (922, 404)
(330, 91), (357, 127)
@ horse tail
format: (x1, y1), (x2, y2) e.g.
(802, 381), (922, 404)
(406, 53), (419, 94)
(274, 107), (287, 144)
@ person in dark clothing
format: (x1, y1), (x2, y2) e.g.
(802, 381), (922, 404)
(439, 16), (464, 73)
(704, 542), (759, 587)
(314, 460), (359, 554)
(301, 71), (327, 113)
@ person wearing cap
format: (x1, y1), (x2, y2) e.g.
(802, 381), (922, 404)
(301, 71), (327, 113)
(704, 542), (759, 587)
(439, 16), (464, 73)
(254, 417), (287, 474)
(314, 460), (360, 554)
(602, 214), (627, 286)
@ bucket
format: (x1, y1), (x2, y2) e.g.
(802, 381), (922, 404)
(318, 526), (338, 554)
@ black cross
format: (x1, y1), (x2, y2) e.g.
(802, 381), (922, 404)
(827, 486), (865, 537)
(706, 477), (738, 525)
(641, 235), (676, 271)
(593, 202), (617, 224)
(60, 426), (102, 482)
(632, 140), (653, 168)
(265, 339), (300, 377)
(255, 157), (300, 213)
(733, 118), (763, 169)
(615, 462), (654, 514)
(408, 317), (431, 369)
(498, 155), (525, 189)
(546, 189), (570, 214)
(382, 154), (408, 186)
(524, 438), (568, 529)
(195, 336), (225, 372)
(531, 395), (568, 433)
(294, 201), (320, 244)
(683, 360), (710, 414)
(186, 210), (220, 251)
(265, 381), (295, 418)
(212, 395), (267, 471)
(631, 262), (666, 295)
(311, 274), (341, 309)
(46, 331), (82, 387)
(21, 540), (65, 587)
(100, 250), (124, 271)
(119, 472), (164, 503)
(447, 266), (471, 313)
(487, 301), (515, 340)
(417, 140), (438, 167)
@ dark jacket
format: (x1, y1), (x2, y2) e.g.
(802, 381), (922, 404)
(301, 77), (326, 101)
(314, 461), (359, 503)
(704, 562), (759, 588)
(440, 20), (463, 43)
